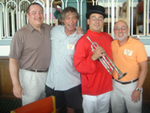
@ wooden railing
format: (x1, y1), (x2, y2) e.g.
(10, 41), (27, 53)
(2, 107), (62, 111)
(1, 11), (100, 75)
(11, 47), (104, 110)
(0, 0), (59, 39)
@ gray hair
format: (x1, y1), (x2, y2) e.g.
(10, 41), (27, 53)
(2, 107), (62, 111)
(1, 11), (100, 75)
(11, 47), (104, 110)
(59, 7), (79, 24)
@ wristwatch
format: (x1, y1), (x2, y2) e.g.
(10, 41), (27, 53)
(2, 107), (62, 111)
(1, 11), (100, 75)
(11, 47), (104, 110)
(136, 88), (142, 92)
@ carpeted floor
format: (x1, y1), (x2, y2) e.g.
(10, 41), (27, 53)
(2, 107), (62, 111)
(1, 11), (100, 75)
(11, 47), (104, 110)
(0, 99), (150, 113)
(0, 99), (21, 113)
(142, 103), (150, 113)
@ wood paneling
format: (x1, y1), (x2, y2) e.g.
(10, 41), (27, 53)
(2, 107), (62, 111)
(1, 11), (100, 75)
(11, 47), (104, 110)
(0, 57), (15, 98)
(0, 57), (150, 102)
(143, 57), (150, 103)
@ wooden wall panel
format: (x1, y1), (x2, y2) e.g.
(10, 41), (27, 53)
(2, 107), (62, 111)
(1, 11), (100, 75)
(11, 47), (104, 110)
(143, 58), (150, 103)
(0, 57), (15, 98)
(0, 57), (150, 102)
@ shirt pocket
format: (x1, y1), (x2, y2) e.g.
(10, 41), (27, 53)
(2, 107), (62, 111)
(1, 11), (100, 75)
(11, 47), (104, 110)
(65, 43), (75, 56)
(51, 38), (61, 49)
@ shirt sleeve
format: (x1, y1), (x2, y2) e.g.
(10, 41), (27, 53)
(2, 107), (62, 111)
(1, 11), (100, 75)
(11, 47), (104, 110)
(73, 37), (97, 74)
(9, 32), (24, 60)
(136, 41), (147, 63)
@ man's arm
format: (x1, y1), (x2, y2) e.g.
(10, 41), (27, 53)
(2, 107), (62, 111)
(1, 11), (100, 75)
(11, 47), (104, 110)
(76, 26), (83, 34)
(9, 58), (24, 98)
(132, 37), (139, 40)
(131, 60), (148, 103)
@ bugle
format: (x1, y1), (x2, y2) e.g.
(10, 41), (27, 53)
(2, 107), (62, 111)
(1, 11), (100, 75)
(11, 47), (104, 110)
(87, 36), (127, 80)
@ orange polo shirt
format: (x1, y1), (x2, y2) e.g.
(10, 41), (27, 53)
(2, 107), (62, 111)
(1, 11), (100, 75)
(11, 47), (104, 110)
(111, 36), (147, 82)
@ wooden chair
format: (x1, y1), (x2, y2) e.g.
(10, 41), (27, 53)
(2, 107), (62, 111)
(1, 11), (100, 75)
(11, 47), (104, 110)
(103, 0), (129, 33)
(136, 0), (150, 35)
(45, 19), (58, 26)
(51, 19), (58, 26)
(10, 96), (56, 113)
(136, 1), (144, 34)
(122, 0), (129, 24)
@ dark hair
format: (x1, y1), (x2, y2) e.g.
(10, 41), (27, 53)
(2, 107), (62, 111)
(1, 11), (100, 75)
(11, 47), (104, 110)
(59, 7), (79, 23)
(26, 3), (43, 14)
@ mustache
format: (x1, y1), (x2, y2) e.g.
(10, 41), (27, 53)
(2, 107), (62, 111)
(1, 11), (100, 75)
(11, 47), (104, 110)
(94, 23), (100, 26)
(114, 34), (128, 41)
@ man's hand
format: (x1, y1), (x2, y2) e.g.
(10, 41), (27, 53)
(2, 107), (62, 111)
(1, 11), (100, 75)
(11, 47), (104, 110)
(76, 26), (83, 34)
(91, 45), (105, 61)
(13, 84), (24, 98)
(131, 90), (141, 103)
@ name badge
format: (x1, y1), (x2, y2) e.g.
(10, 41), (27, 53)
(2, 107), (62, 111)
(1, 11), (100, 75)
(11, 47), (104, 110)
(124, 49), (133, 57)
(67, 44), (75, 50)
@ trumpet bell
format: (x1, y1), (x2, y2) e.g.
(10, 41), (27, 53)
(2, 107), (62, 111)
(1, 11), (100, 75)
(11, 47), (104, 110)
(118, 72), (127, 80)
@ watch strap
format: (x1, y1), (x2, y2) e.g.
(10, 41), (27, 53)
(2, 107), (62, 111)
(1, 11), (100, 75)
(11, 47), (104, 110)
(136, 88), (142, 92)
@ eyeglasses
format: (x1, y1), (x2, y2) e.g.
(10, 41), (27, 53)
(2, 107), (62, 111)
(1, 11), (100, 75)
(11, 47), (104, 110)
(114, 26), (126, 31)
(90, 17), (104, 21)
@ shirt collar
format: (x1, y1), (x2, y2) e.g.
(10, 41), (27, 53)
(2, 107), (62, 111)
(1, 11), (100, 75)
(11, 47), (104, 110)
(27, 23), (45, 33)
(115, 36), (132, 47)
(61, 25), (77, 37)
(87, 29), (102, 37)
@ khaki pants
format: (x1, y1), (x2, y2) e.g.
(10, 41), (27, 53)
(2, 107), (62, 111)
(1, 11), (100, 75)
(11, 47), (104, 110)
(19, 69), (47, 106)
(111, 80), (142, 113)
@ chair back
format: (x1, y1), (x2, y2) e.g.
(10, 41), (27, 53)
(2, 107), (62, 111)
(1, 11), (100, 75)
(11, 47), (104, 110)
(10, 96), (56, 113)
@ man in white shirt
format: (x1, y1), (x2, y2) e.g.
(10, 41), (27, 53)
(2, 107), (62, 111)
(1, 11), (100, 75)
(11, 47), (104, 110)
(45, 7), (83, 113)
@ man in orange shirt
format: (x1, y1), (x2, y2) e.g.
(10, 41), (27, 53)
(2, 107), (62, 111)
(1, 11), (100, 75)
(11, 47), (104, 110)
(111, 20), (148, 113)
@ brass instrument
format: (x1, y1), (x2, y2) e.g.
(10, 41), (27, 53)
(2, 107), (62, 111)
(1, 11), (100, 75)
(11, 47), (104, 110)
(87, 36), (127, 80)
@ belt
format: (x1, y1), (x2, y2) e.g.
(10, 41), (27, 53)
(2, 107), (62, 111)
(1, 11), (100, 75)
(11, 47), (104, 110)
(26, 69), (48, 72)
(113, 78), (139, 85)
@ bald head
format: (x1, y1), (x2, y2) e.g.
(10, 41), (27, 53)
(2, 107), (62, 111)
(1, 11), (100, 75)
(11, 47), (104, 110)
(114, 20), (128, 29)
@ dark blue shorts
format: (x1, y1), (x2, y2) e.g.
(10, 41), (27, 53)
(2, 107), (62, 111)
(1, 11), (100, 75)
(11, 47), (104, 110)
(46, 85), (83, 109)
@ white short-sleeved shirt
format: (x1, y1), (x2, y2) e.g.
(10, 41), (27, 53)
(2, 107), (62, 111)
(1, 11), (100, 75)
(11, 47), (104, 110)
(46, 25), (83, 90)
